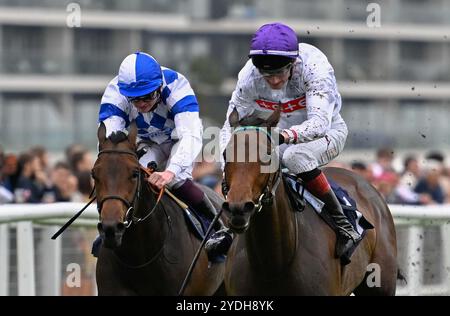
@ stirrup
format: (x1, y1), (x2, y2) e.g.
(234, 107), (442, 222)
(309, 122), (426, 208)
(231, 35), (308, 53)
(335, 234), (353, 258)
(335, 230), (362, 259)
(331, 213), (360, 241)
(337, 225), (361, 243)
(204, 229), (233, 259)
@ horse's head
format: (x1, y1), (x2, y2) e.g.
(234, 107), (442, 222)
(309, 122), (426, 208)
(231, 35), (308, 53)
(222, 107), (281, 233)
(92, 122), (140, 248)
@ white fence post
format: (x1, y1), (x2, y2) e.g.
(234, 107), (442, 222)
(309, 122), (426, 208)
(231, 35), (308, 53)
(0, 224), (9, 296)
(441, 224), (450, 294)
(405, 225), (423, 296)
(39, 227), (62, 296)
(16, 221), (36, 296)
(0, 203), (98, 296)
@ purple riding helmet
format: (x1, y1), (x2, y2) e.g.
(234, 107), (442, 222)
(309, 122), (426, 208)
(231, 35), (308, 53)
(249, 22), (299, 74)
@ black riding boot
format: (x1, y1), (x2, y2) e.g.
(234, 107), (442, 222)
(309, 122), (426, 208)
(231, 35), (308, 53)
(299, 168), (362, 261)
(199, 195), (233, 260)
(173, 180), (233, 260)
(320, 190), (362, 258)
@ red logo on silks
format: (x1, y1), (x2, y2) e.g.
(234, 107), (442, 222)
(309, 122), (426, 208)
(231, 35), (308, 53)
(255, 96), (306, 113)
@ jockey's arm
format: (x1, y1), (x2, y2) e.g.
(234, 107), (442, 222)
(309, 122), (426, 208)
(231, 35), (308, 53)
(281, 49), (341, 144)
(100, 115), (126, 137)
(166, 111), (203, 177)
(98, 76), (131, 138)
(282, 75), (335, 144)
(147, 111), (202, 189)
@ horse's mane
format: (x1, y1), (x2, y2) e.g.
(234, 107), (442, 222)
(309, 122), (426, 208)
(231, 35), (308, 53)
(108, 131), (128, 144)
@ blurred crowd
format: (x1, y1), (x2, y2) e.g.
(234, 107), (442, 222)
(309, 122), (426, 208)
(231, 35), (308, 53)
(0, 144), (94, 204)
(1, 144), (450, 205)
(339, 148), (450, 205)
(195, 148), (450, 205)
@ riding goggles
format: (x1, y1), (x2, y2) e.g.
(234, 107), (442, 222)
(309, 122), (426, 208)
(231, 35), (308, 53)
(258, 62), (293, 78)
(126, 87), (161, 103)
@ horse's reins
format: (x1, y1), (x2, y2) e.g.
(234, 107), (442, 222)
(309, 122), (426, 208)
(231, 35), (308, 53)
(96, 149), (172, 269)
(222, 126), (282, 211)
(221, 126), (299, 280)
(51, 149), (165, 240)
(181, 127), (283, 296)
(97, 149), (165, 227)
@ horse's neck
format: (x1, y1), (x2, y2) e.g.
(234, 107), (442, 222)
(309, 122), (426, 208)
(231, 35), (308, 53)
(244, 180), (297, 271)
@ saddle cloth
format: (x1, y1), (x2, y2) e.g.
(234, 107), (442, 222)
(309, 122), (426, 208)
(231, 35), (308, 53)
(169, 204), (227, 263)
(182, 205), (215, 240)
(164, 188), (215, 240)
(283, 172), (374, 264)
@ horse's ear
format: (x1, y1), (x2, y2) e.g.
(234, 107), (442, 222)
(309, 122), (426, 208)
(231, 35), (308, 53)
(128, 121), (138, 145)
(264, 104), (281, 128)
(229, 108), (240, 128)
(97, 122), (107, 144)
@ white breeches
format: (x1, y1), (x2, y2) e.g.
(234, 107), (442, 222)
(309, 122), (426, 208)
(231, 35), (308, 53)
(280, 124), (348, 174)
(138, 140), (193, 189)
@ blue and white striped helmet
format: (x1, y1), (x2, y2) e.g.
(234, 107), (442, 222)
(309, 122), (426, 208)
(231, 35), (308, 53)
(117, 52), (163, 97)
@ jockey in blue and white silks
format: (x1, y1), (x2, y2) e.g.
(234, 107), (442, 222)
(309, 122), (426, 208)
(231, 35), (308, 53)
(99, 52), (202, 188)
(98, 52), (230, 262)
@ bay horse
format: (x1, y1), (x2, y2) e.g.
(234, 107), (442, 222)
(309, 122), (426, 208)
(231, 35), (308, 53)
(222, 109), (398, 295)
(93, 122), (224, 295)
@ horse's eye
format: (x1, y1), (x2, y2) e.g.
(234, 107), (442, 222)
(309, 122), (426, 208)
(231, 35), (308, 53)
(132, 170), (140, 179)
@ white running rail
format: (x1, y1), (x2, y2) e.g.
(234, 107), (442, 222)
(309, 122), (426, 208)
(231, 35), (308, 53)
(391, 204), (450, 296)
(0, 203), (449, 295)
(0, 203), (98, 296)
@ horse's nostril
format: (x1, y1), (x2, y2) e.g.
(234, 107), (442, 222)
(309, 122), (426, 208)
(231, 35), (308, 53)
(222, 201), (230, 212)
(116, 222), (126, 232)
(244, 201), (255, 212)
(97, 222), (104, 233)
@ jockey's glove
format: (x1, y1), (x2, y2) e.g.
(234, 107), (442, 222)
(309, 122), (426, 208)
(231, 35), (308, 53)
(272, 127), (287, 145)
(281, 129), (299, 144)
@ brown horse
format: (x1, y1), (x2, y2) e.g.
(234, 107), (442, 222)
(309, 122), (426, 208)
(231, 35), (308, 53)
(93, 122), (224, 295)
(222, 111), (398, 295)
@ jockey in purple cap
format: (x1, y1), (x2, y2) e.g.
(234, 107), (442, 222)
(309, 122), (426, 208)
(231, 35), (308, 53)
(205, 22), (361, 261)
(96, 52), (228, 261)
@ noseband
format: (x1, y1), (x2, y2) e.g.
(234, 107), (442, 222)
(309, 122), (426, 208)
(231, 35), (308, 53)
(222, 126), (281, 212)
